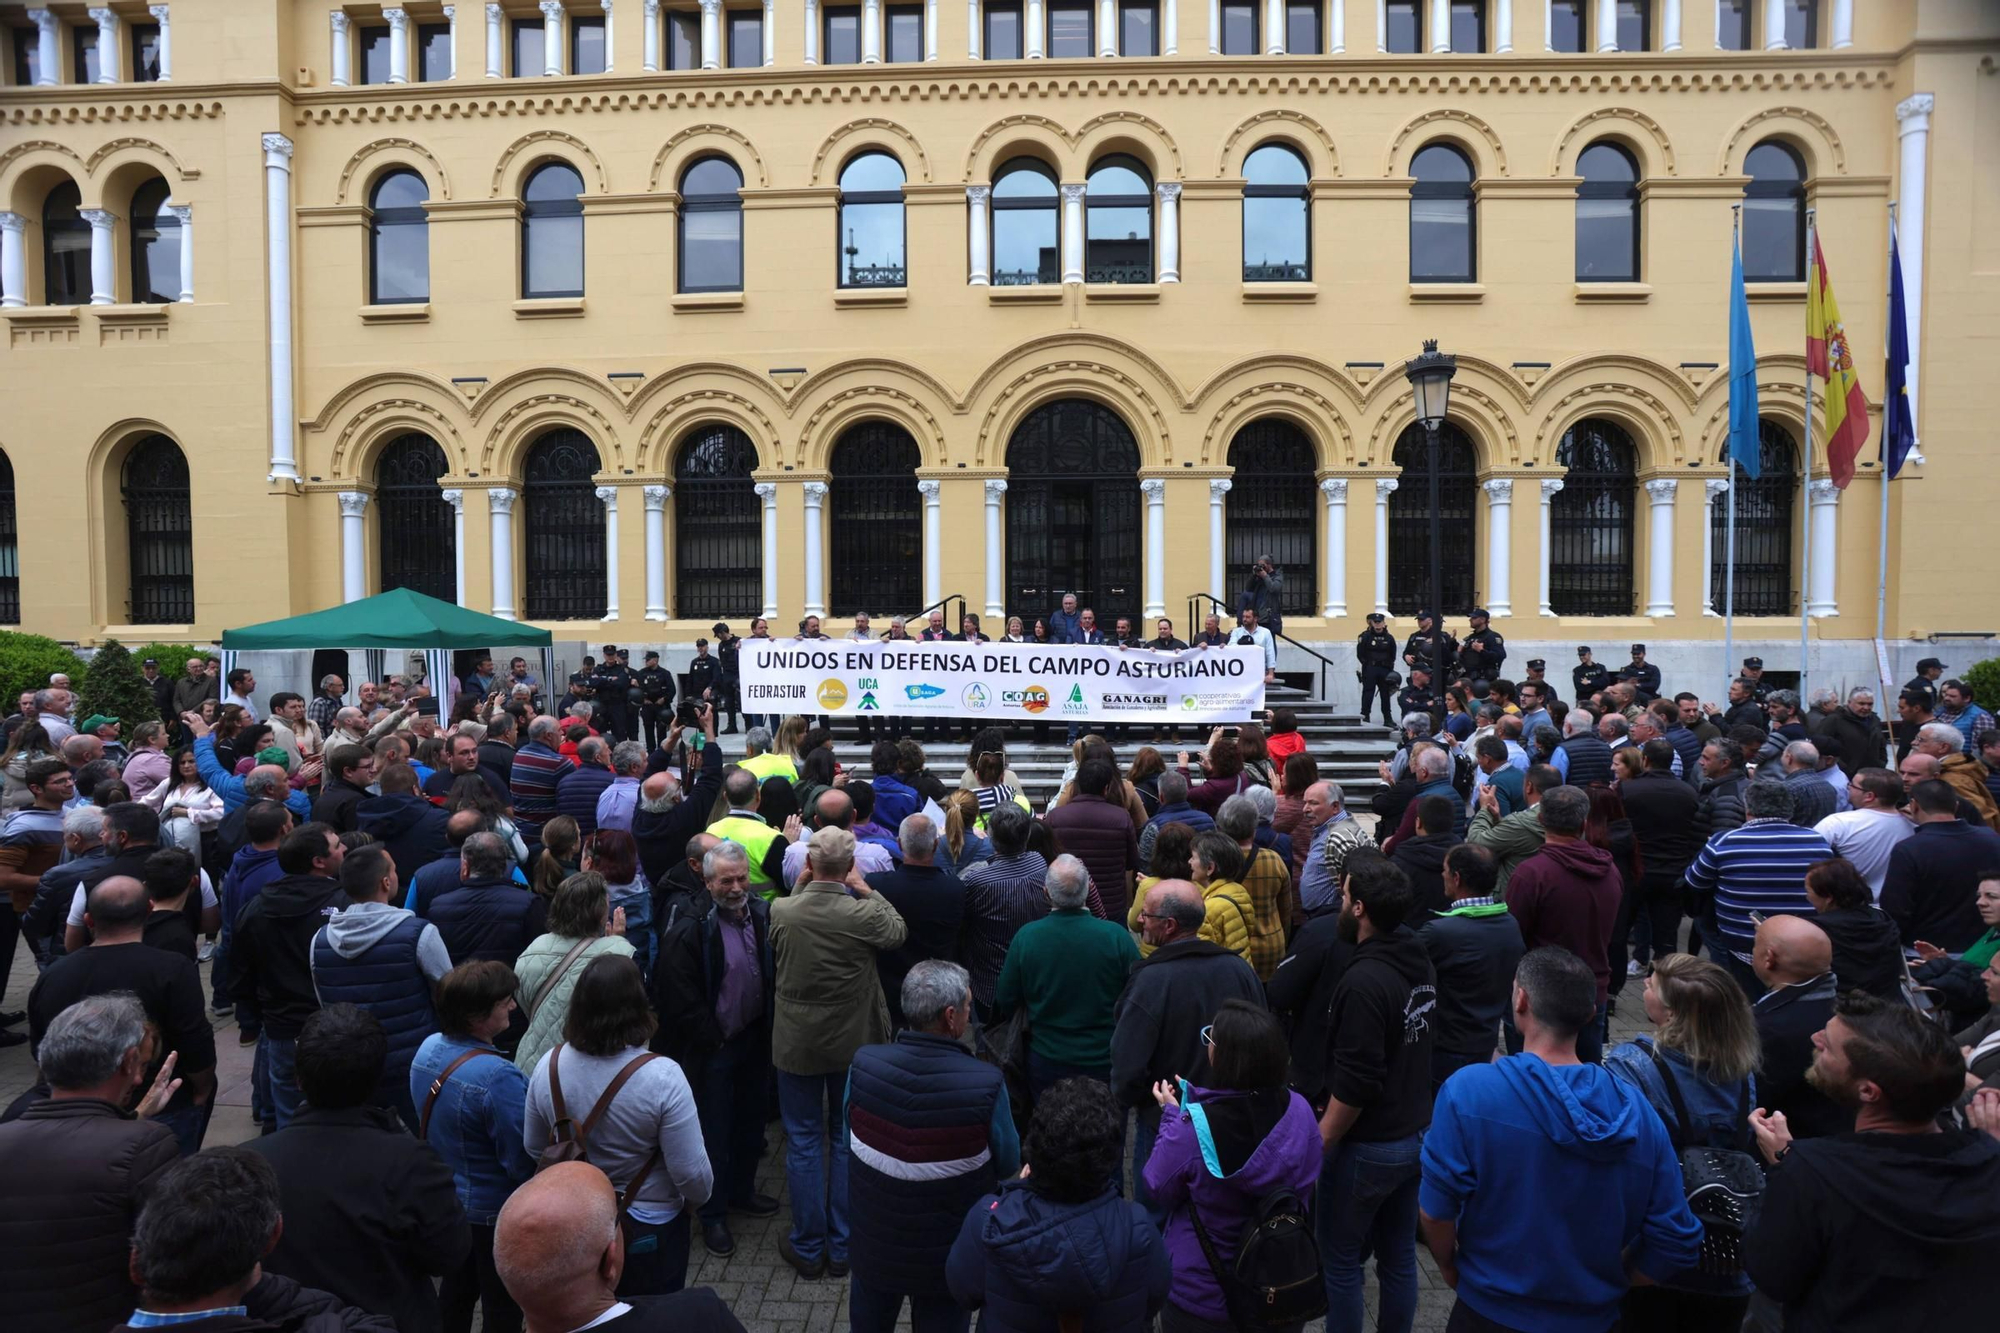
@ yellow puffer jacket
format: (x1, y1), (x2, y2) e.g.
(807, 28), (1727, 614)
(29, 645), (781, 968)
(1197, 878), (1256, 966)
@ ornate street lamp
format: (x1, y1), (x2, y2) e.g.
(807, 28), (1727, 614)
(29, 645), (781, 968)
(1404, 340), (1458, 698)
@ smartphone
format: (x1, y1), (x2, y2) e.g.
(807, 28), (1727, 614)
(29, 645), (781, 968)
(692, 732), (706, 752)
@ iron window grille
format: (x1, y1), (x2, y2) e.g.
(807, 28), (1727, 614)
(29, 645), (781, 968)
(1549, 419), (1638, 616)
(829, 423), (924, 616)
(1225, 420), (1319, 616)
(376, 434), (457, 604)
(1386, 421), (1476, 616)
(521, 430), (607, 621)
(1710, 421), (1798, 617)
(674, 425), (763, 620)
(1004, 400), (1143, 626)
(123, 434), (194, 625)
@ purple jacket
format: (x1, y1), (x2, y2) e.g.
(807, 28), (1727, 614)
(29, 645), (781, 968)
(1042, 793), (1140, 923)
(1142, 1085), (1322, 1323)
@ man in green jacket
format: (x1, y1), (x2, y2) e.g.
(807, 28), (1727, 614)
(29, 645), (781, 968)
(1465, 764), (1560, 897)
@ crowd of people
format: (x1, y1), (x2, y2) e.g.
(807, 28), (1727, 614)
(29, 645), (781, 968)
(0, 615), (1997, 1333)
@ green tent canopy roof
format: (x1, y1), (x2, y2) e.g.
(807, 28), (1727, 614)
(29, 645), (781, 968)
(220, 588), (554, 650)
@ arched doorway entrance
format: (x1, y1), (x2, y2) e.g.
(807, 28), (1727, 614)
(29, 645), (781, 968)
(1387, 420), (1477, 616)
(1004, 400), (1141, 626)
(375, 433), (456, 604)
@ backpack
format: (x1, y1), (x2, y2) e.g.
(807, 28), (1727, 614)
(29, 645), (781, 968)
(537, 1045), (662, 1221)
(1187, 1183), (1327, 1329)
(1647, 1044), (1765, 1277)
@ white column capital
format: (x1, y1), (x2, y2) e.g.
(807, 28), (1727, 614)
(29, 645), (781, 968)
(1156, 181), (1182, 203)
(1375, 478), (1400, 501)
(1643, 478), (1679, 502)
(488, 486), (519, 513)
(262, 133), (295, 166)
(1808, 478), (1841, 506)
(1060, 182), (1088, 204)
(330, 10), (351, 33)
(440, 487), (465, 512)
(0, 213), (24, 234)
(1320, 478), (1348, 503)
(1704, 478), (1729, 503)
(487, 2), (504, 15)
(1209, 478), (1233, 500)
(1539, 478), (1565, 501)
(697, 0), (721, 11)
(27, 9), (57, 33)
(594, 484), (619, 509)
(643, 483), (670, 507)
(754, 482), (778, 501)
(1140, 477), (1167, 501)
(79, 208), (115, 231)
(167, 202), (192, 224)
(645, 0), (660, 11)
(916, 478), (943, 500)
(540, 0), (567, 16)
(967, 183), (992, 204)
(337, 490), (372, 517)
(383, 7), (409, 27)
(1482, 478), (1513, 503)
(803, 481), (830, 503)
(443, 5), (456, 16)
(1896, 93), (1935, 132)
(984, 478), (1009, 499)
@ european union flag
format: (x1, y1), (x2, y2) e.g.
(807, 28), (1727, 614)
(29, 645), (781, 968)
(1728, 234), (1761, 481)
(1884, 231), (1916, 480)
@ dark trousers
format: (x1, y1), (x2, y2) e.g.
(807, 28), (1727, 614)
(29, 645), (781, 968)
(641, 705), (671, 752)
(152, 1099), (212, 1157)
(1620, 1286), (1751, 1333)
(1360, 670), (1396, 725)
(848, 1276), (970, 1333)
(0, 903), (19, 1001)
(616, 1211), (692, 1297)
(694, 1025), (770, 1223)
(440, 1222), (522, 1333)
(1611, 872), (1688, 993)
(1432, 1046), (1489, 1093)
(1445, 1298), (1533, 1333)
(1709, 940), (1768, 1002)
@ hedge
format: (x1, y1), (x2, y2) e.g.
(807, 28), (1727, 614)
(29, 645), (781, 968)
(0, 631), (87, 717)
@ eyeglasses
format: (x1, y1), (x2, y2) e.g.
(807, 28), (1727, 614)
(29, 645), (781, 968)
(1200, 1025), (1215, 1047)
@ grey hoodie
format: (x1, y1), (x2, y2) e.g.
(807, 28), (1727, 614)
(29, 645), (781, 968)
(315, 899), (452, 982)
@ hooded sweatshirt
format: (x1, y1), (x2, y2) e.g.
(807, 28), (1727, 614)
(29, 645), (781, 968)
(1745, 1128), (2000, 1333)
(1325, 924), (1436, 1142)
(1811, 906), (1907, 1002)
(354, 791), (452, 884)
(946, 1180), (1170, 1333)
(1505, 839), (1623, 1003)
(1420, 901), (1526, 1059)
(1419, 1054), (1702, 1333)
(228, 873), (346, 1038)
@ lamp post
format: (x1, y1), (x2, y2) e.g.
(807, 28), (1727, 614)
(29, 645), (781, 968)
(1404, 339), (1458, 699)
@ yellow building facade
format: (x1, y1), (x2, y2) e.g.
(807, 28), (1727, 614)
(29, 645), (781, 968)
(1, 0), (1995, 689)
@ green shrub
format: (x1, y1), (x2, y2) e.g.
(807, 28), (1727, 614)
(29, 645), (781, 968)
(0, 631), (87, 718)
(1962, 658), (2000, 715)
(76, 639), (163, 738)
(130, 642), (211, 680)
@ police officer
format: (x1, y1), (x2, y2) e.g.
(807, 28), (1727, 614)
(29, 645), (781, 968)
(1522, 658), (1560, 707)
(1617, 643), (1662, 704)
(590, 644), (635, 742)
(1741, 656), (1771, 703)
(566, 655), (598, 714)
(1573, 646), (1611, 702)
(1357, 612), (1399, 727)
(1459, 607), (1507, 681)
(637, 649), (677, 752)
(710, 622), (742, 734)
(1904, 656), (1947, 700)
(1397, 664), (1438, 723)
(1402, 610), (1459, 683)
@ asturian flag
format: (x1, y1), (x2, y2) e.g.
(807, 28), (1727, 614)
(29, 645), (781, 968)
(1806, 231), (1870, 488)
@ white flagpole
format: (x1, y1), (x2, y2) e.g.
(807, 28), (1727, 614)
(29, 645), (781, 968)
(1725, 208), (1739, 703)
(1877, 203), (1897, 652)
(1800, 208), (1816, 704)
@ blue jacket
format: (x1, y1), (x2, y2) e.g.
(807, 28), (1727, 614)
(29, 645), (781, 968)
(869, 772), (924, 833)
(947, 1179), (1169, 1332)
(219, 844), (284, 945)
(193, 735), (311, 819)
(406, 851), (465, 918)
(847, 1031), (1019, 1297)
(408, 1033), (536, 1224)
(311, 912), (436, 1085)
(427, 878), (549, 965)
(555, 762), (616, 836)
(1420, 1054), (1702, 1333)
(1047, 608), (1085, 644)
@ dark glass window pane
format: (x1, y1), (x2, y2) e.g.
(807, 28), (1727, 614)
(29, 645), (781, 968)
(1716, 0), (1749, 49)
(986, 3), (1022, 58)
(1449, 0), (1483, 51)
(1783, 0), (1816, 48)
(887, 5), (923, 61)
(12, 27), (39, 86)
(1576, 142), (1638, 282)
(825, 6), (861, 63)
(512, 19), (544, 75)
(572, 16), (607, 72)
(130, 23), (161, 81)
(522, 164), (584, 298)
(1384, 0), (1420, 52)
(1616, 0), (1648, 50)
(358, 26), (392, 84)
(1086, 157), (1151, 284)
(728, 12), (762, 66)
(1221, 0), (1257, 54)
(1742, 141), (1804, 282)
(1121, 2), (1156, 55)
(680, 159), (743, 294)
(370, 171), (430, 304)
(122, 436), (194, 625)
(1548, 0), (1584, 51)
(73, 24), (99, 83)
(1286, 2), (1319, 53)
(839, 153), (906, 287)
(1048, 0), (1091, 57)
(1410, 145), (1476, 282)
(42, 182), (88, 305)
(668, 11), (699, 67)
(131, 178), (181, 303)
(418, 24), (452, 80)
(1243, 198), (1309, 281)
(0, 451), (17, 624)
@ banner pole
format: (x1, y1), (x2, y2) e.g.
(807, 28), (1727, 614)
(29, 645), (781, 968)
(1725, 208), (1740, 704)
(1800, 208), (1816, 705)
(1877, 203), (1896, 656)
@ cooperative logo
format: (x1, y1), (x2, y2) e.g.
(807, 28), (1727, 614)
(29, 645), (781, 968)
(1182, 695), (1200, 711)
(961, 683), (991, 711)
(1061, 683), (1091, 715)
(816, 678), (849, 709)
(1102, 692), (1169, 712)
(1004, 684), (1052, 714)
(905, 684), (946, 701)
(857, 691), (879, 711)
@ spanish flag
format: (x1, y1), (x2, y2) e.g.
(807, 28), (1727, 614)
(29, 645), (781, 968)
(1806, 231), (1870, 488)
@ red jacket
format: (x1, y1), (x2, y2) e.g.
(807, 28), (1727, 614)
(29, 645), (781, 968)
(1505, 837), (1623, 1002)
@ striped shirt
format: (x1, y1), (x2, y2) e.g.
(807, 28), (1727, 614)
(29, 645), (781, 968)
(1684, 816), (1834, 950)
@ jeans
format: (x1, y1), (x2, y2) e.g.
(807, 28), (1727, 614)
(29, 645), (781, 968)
(260, 1033), (303, 1130)
(1317, 1132), (1424, 1333)
(0, 903), (20, 1001)
(1444, 1299), (1532, 1333)
(440, 1222), (522, 1333)
(617, 1211), (691, 1297)
(152, 1099), (212, 1157)
(209, 933), (232, 1010)
(777, 1070), (850, 1266)
(695, 1026), (770, 1223)
(847, 1275), (970, 1333)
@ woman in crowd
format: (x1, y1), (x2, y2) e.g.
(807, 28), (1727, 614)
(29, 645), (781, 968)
(1271, 752), (1321, 884)
(1954, 952), (2000, 1103)
(794, 745), (840, 824)
(773, 715), (808, 768)
(1129, 822), (1198, 957)
(1804, 857), (1909, 1003)
(444, 773), (528, 868)
(941, 789), (993, 873)
(142, 745), (224, 855)
(512, 871), (633, 1072)
(0, 721), (56, 811)
(523, 954), (712, 1296)
(1002, 616), (1029, 643)
(409, 960), (537, 1333)
(1265, 709), (1306, 767)
(1188, 832), (1255, 964)
(1030, 617), (1055, 645)
(1603, 953), (1761, 1331)
(119, 721), (174, 803)
(1056, 738), (1149, 830)
(756, 776), (801, 836)
(896, 739), (950, 805)
(1613, 746), (1646, 783)
(582, 830), (653, 980)
(1234, 724), (1275, 789)
(530, 815), (581, 900)
(1127, 747), (1167, 820)
(961, 728), (1025, 806)
(1181, 734), (1252, 816)
(1144, 1001), (1321, 1333)
(230, 721), (277, 776)
(209, 704), (248, 771)
(1442, 687), (1476, 743)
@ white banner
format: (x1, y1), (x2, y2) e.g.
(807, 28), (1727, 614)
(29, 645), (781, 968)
(737, 640), (1266, 724)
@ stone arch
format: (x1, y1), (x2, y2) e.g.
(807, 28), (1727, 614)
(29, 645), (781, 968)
(1550, 107), (1677, 178)
(649, 124), (769, 191)
(0, 141), (86, 215)
(490, 130), (609, 199)
(1529, 354), (1697, 469)
(1073, 111), (1183, 181)
(965, 331), (1191, 422)
(963, 114), (1072, 182)
(322, 397), (473, 482)
(796, 387), (951, 472)
(1384, 108), (1509, 178)
(482, 396), (624, 480)
(471, 366), (629, 425)
(1201, 386), (1354, 473)
(1718, 107), (1846, 177)
(976, 364), (1171, 470)
(1364, 389), (1516, 473)
(1356, 352), (1533, 419)
(1216, 110), (1340, 179)
(335, 137), (452, 203)
(641, 393), (783, 476)
(85, 138), (195, 209)
(809, 118), (933, 186)
(1690, 355), (1831, 472)
(85, 419), (192, 630)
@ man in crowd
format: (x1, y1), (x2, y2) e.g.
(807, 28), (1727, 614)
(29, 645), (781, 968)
(1881, 777), (2000, 952)
(709, 766), (794, 897)
(426, 831), (546, 964)
(993, 855), (1138, 1102)
(1618, 738), (1699, 976)
(1779, 739), (1838, 827)
(356, 762), (450, 877)
(1694, 735), (1752, 840)
(186, 712), (312, 821)
(959, 804), (1048, 1015)
(1137, 768), (1214, 867)
(1813, 686), (1886, 776)
(172, 656), (216, 718)
(781, 786), (893, 888)
(1936, 677), (1994, 755)
(589, 645), (635, 743)
(1572, 646), (1610, 700)
(1357, 613), (1399, 727)
(313, 743), (375, 833)
(1403, 610), (1456, 681)
(0, 757), (72, 1023)
(1466, 763), (1557, 898)
(1813, 767), (1912, 899)
(556, 736), (617, 837)
(1748, 912), (1850, 1141)
(33, 687), (74, 744)
(1517, 679), (1552, 739)
(863, 815), (964, 1028)
(422, 731), (507, 807)
(1380, 747), (1460, 856)
(507, 716), (569, 847)
(592, 740), (647, 833)
(631, 704), (720, 881)
(1043, 758), (1140, 922)
(1239, 553), (1285, 637)
(1684, 779), (1832, 998)
(229, 822), (346, 1129)
(1388, 794), (1458, 917)
(1909, 720), (2000, 830)
(1459, 607), (1505, 681)
(635, 650), (676, 752)
(1502, 786), (1620, 1061)
(1300, 781), (1368, 917)
(1048, 592), (1084, 644)
(1235, 606), (1278, 684)
(1421, 843), (1524, 1090)
(1555, 708), (1615, 787)
(1617, 643), (1661, 702)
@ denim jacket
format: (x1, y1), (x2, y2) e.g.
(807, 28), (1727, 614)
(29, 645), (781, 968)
(409, 1032), (538, 1224)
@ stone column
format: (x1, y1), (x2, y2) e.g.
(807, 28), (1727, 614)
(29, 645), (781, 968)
(763, 0), (775, 63)
(926, 0), (938, 58)
(1660, 0), (1680, 50)
(1482, 479), (1513, 617)
(919, 479), (943, 606)
(1321, 479), (1348, 618)
(1643, 479), (1677, 617)
(1596, 0), (1617, 51)
(643, 485), (668, 619)
(1210, 0), (1221, 52)
(605, 0), (618, 69)
(330, 10), (352, 85)
(384, 7), (410, 82)
(698, 0), (720, 66)
(1209, 479), (1231, 598)
(338, 492), (371, 603)
(983, 480), (1008, 618)
(1831, 0), (1853, 48)
(1026, 0), (1044, 55)
(1165, 0), (1179, 52)
(1141, 479), (1167, 619)
(1897, 94), (1933, 462)
(1428, 0), (1448, 51)
(1538, 478), (1563, 616)
(1762, 0), (1786, 48)
(643, 0), (660, 68)
(1156, 183), (1181, 283)
(169, 204), (193, 301)
(1493, 0), (1511, 51)
(444, 4), (457, 75)
(442, 489), (467, 606)
(80, 209), (115, 304)
(148, 5), (174, 79)
(541, 0), (565, 73)
(1373, 479), (1398, 615)
(263, 133), (299, 482)
(1701, 479), (1726, 614)
(862, 0), (881, 61)
(966, 185), (991, 285)
(806, 0), (820, 60)
(802, 482), (828, 618)
(0, 214), (26, 308)
(1060, 184), (1085, 284)
(595, 486), (621, 620)
(486, 2), (505, 75)
(1807, 479), (1839, 617)
(27, 9), (57, 86)
(88, 7), (120, 81)
(489, 488), (519, 619)
(756, 483), (779, 617)
(967, 0), (980, 57)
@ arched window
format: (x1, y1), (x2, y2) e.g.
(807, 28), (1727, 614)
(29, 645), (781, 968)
(42, 181), (89, 306)
(1711, 420), (1798, 617)
(674, 425), (762, 619)
(837, 152), (906, 289)
(991, 157), (1059, 287)
(375, 434), (455, 603)
(0, 450), (17, 624)
(122, 434), (193, 625)
(1085, 154), (1152, 285)
(368, 169), (430, 304)
(678, 157), (743, 294)
(1575, 141), (1639, 282)
(1387, 421), (1476, 615)
(828, 422), (922, 616)
(1410, 143), (1476, 283)
(129, 177), (181, 304)
(1742, 140), (1806, 283)
(520, 162), (584, 299)
(1243, 143), (1311, 283)
(1550, 419), (1637, 615)
(1225, 420), (1318, 616)
(1004, 400), (1142, 625)
(520, 429), (605, 621)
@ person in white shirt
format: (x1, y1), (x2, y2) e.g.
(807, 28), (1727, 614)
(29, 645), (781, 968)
(1234, 607), (1277, 682)
(223, 667), (260, 721)
(846, 613), (874, 641)
(1812, 767), (1916, 900)
(781, 788), (895, 888)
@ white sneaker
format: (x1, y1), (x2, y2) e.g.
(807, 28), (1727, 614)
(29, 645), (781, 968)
(197, 941), (215, 963)
(1626, 959), (1646, 977)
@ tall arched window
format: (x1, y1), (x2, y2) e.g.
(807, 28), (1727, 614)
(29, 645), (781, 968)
(42, 181), (89, 306)
(674, 425), (762, 619)
(375, 434), (456, 603)
(1410, 143), (1476, 283)
(1711, 420), (1798, 617)
(122, 434), (193, 625)
(837, 152), (906, 289)
(520, 429), (605, 621)
(129, 177), (181, 304)
(1005, 400), (1142, 625)
(1225, 421), (1318, 616)
(1575, 141), (1639, 282)
(1243, 143), (1310, 282)
(0, 450), (17, 625)
(1387, 421), (1476, 615)
(991, 157), (1059, 287)
(1085, 155), (1152, 284)
(829, 422), (922, 616)
(1550, 419), (1637, 615)
(368, 169), (430, 304)
(678, 157), (743, 294)
(520, 162), (584, 299)
(1742, 140), (1806, 282)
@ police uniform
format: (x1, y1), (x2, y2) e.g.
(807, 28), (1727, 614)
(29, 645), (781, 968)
(1617, 646), (1662, 704)
(1573, 653), (1612, 700)
(590, 651), (635, 742)
(1524, 661), (1560, 707)
(1402, 620), (1460, 679)
(637, 656), (677, 752)
(566, 668), (596, 711)
(1741, 658), (1771, 704)
(712, 631), (742, 733)
(1459, 612), (1507, 681)
(1357, 622), (1399, 726)
(1397, 678), (1438, 721)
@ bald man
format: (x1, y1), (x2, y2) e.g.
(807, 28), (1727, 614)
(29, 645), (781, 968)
(1750, 913), (1851, 1140)
(780, 788), (894, 889)
(493, 1163), (744, 1333)
(631, 730), (724, 892)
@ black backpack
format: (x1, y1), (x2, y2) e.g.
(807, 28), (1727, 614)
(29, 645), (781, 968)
(1187, 1183), (1327, 1329)
(1648, 1044), (1766, 1277)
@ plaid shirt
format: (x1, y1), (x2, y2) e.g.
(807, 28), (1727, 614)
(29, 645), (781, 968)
(305, 692), (343, 733)
(1936, 701), (1995, 755)
(1239, 844), (1293, 981)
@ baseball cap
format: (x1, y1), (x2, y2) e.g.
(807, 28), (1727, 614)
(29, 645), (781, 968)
(79, 714), (119, 732)
(1917, 657), (1947, 672)
(142, 658), (158, 667)
(1578, 647), (1594, 658)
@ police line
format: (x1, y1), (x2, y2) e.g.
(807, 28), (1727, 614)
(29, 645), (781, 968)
(735, 640), (1268, 724)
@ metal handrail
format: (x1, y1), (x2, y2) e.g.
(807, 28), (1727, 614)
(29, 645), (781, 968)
(1186, 591), (1335, 702)
(903, 594), (970, 636)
